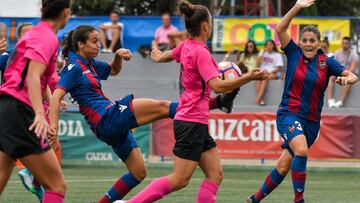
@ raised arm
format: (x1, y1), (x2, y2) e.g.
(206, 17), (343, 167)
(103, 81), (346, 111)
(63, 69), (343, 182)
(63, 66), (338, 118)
(110, 48), (132, 75)
(276, 0), (315, 48)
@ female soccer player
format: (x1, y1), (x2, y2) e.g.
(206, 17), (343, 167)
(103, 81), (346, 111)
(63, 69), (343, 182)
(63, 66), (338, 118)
(48, 24), (178, 203)
(247, 0), (358, 203)
(122, 1), (268, 202)
(0, 0), (71, 203)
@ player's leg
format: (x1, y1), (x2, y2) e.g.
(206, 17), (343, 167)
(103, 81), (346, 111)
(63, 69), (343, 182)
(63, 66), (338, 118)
(20, 150), (66, 203)
(132, 98), (177, 126)
(98, 132), (145, 203)
(0, 151), (15, 195)
(197, 147), (223, 203)
(126, 156), (198, 203)
(247, 149), (292, 203)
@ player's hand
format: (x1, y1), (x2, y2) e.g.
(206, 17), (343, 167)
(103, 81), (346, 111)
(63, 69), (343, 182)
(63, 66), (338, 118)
(0, 38), (6, 54)
(335, 76), (349, 86)
(150, 48), (162, 62)
(249, 68), (270, 80)
(29, 114), (49, 138)
(47, 126), (58, 148)
(60, 100), (68, 112)
(296, 0), (315, 8)
(116, 48), (132, 61)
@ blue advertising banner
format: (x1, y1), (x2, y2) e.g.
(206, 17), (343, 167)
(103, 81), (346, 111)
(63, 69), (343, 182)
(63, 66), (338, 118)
(0, 16), (185, 52)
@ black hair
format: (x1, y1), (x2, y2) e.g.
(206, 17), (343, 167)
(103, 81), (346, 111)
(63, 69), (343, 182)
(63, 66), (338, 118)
(41, 0), (71, 20)
(178, 0), (210, 37)
(342, 36), (351, 42)
(17, 22), (32, 37)
(265, 39), (278, 52)
(61, 25), (97, 59)
(300, 25), (321, 41)
(243, 40), (259, 59)
(110, 10), (120, 16)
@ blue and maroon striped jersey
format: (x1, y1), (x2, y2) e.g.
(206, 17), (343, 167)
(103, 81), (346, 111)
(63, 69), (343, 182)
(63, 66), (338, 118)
(278, 40), (345, 121)
(57, 51), (112, 128)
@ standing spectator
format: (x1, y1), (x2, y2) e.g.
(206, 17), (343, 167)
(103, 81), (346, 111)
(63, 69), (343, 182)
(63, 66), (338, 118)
(152, 13), (179, 51)
(255, 39), (284, 105)
(100, 10), (124, 53)
(327, 36), (358, 108)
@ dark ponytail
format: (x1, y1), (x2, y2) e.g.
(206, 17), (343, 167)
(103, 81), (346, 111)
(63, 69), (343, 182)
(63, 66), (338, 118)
(41, 0), (71, 20)
(61, 25), (97, 60)
(178, 0), (210, 37)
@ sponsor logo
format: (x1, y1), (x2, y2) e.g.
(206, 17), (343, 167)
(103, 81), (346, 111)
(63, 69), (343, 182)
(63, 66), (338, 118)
(297, 188), (303, 192)
(67, 63), (75, 71)
(118, 104), (127, 112)
(85, 152), (113, 161)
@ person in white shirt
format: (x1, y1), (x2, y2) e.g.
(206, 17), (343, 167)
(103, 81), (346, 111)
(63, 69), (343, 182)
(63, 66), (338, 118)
(327, 36), (358, 108)
(256, 39), (284, 105)
(100, 10), (124, 53)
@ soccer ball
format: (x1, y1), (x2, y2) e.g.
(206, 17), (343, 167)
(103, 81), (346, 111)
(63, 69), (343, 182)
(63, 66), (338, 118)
(218, 61), (242, 80)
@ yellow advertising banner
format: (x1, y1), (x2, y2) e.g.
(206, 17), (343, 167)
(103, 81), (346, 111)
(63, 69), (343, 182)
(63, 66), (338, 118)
(212, 18), (350, 52)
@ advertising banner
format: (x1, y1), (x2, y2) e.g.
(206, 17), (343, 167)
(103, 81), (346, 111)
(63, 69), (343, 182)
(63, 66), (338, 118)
(212, 18), (350, 52)
(152, 113), (360, 160)
(59, 112), (150, 161)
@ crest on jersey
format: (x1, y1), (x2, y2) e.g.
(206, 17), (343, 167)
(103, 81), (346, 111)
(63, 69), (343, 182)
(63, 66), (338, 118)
(318, 55), (327, 69)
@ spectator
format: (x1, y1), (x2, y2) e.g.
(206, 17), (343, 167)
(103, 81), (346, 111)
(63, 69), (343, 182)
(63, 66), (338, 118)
(100, 10), (123, 53)
(327, 36), (358, 108)
(320, 37), (334, 57)
(255, 39), (284, 105)
(152, 13), (179, 51)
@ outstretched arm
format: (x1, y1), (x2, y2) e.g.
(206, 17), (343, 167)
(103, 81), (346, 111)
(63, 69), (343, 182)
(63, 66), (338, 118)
(151, 49), (174, 63)
(276, 0), (315, 48)
(335, 70), (358, 85)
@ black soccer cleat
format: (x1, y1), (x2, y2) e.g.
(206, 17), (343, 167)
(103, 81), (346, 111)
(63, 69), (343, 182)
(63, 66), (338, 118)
(217, 88), (240, 113)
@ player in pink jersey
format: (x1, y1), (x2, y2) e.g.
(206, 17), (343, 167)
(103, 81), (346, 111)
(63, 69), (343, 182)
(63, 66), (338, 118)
(123, 1), (268, 203)
(0, 1), (71, 203)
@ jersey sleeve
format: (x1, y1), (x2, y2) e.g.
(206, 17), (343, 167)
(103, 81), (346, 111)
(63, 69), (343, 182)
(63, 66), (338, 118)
(196, 48), (220, 83)
(327, 56), (345, 77)
(172, 41), (185, 62)
(281, 39), (299, 58)
(24, 34), (58, 66)
(93, 59), (111, 80)
(56, 64), (82, 92)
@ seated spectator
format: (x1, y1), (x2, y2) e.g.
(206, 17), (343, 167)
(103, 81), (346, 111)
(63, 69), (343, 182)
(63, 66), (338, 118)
(152, 13), (178, 51)
(255, 39), (284, 105)
(320, 37), (334, 57)
(100, 10), (123, 53)
(327, 36), (358, 108)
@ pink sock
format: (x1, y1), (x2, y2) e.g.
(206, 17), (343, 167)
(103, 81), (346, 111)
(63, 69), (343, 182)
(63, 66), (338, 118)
(197, 180), (219, 203)
(43, 191), (64, 203)
(127, 176), (172, 203)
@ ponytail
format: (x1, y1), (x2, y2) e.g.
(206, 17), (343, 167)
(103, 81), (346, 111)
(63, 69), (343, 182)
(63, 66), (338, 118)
(61, 30), (75, 60)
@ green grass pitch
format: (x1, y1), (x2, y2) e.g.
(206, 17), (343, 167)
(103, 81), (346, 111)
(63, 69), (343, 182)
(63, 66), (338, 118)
(1, 163), (360, 203)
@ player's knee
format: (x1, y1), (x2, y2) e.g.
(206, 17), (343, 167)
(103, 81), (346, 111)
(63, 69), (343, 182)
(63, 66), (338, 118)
(276, 163), (290, 175)
(172, 176), (191, 191)
(157, 100), (170, 114)
(294, 146), (308, 157)
(207, 169), (224, 185)
(44, 178), (67, 194)
(133, 167), (147, 181)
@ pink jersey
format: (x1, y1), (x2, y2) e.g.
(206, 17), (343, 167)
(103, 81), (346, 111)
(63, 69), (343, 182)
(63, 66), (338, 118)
(172, 39), (220, 124)
(155, 24), (178, 44)
(0, 21), (58, 108)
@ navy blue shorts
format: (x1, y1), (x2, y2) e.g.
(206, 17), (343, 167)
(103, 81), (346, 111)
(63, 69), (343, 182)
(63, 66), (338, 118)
(276, 110), (320, 156)
(95, 94), (139, 161)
